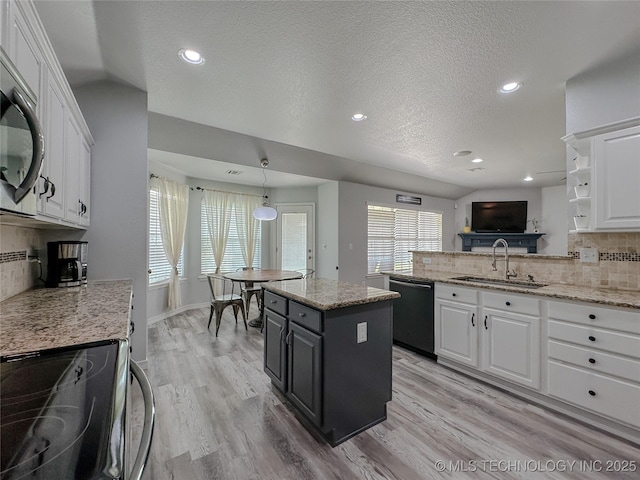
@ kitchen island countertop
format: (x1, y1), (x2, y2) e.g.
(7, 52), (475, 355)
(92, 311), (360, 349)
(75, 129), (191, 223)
(0, 279), (132, 357)
(263, 278), (400, 311)
(383, 270), (640, 310)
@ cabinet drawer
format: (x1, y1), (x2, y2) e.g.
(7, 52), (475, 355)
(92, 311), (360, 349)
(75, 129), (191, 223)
(548, 300), (640, 334)
(548, 361), (640, 427)
(264, 291), (287, 316)
(483, 291), (540, 316)
(548, 321), (640, 358)
(289, 301), (322, 334)
(436, 284), (478, 304)
(548, 340), (640, 383)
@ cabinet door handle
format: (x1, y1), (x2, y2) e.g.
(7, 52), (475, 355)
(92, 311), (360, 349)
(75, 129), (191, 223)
(279, 326), (286, 342)
(505, 301), (511, 306)
(39, 176), (50, 197)
(588, 314), (596, 320)
(588, 358), (596, 364)
(484, 315), (488, 330)
(46, 181), (55, 200)
(452, 293), (457, 297)
(588, 336), (596, 342)
(471, 313), (475, 327)
(588, 390), (596, 397)
(285, 331), (292, 345)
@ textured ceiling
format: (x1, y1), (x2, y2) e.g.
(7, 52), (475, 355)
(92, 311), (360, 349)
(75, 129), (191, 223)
(35, 1), (640, 196)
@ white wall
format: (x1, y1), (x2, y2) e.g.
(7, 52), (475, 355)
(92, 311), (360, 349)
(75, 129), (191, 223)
(566, 52), (640, 134)
(454, 188), (543, 251)
(74, 81), (149, 362)
(540, 185), (568, 255)
(337, 181), (456, 287)
(317, 182), (339, 280)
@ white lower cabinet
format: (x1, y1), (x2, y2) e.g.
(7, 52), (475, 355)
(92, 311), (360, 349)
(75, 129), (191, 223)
(435, 285), (478, 367)
(436, 285), (541, 390)
(483, 308), (540, 389)
(435, 283), (640, 439)
(546, 298), (640, 429)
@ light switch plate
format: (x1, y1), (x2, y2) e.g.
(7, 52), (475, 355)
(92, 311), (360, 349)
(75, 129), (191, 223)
(580, 247), (599, 263)
(357, 322), (367, 343)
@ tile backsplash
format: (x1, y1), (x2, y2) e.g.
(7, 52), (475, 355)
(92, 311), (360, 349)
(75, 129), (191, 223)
(0, 225), (45, 301)
(412, 232), (639, 291)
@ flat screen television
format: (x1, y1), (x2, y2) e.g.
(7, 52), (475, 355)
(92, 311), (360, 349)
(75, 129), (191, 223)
(471, 201), (527, 233)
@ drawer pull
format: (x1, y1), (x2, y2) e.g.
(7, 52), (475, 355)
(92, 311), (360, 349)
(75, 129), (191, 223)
(452, 293), (457, 297)
(588, 314), (596, 320)
(298, 312), (306, 317)
(588, 390), (596, 397)
(270, 300), (277, 304)
(505, 301), (511, 306)
(588, 358), (596, 364)
(588, 336), (596, 342)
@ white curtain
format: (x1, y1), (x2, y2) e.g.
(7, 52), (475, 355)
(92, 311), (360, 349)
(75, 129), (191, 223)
(235, 194), (261, 267)
(153, 176), (189, 310)
(204, 190), (234, 273)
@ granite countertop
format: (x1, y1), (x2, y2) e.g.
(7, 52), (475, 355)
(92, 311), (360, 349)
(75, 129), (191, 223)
(0, 279), (133, 357)
(263, 278), (400, 311)
(384, 270), (640, 310)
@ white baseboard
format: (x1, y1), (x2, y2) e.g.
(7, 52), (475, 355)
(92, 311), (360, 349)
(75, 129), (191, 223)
(147, 302), (209, 325)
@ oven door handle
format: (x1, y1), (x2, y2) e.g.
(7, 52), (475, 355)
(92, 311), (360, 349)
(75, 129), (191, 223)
(129, 359), (155, 480)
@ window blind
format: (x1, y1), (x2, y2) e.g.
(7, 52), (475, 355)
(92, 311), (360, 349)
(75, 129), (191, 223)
(201, 199), (262, 273)
(367, 204), (442, 273)
(148, 187), (184, 284)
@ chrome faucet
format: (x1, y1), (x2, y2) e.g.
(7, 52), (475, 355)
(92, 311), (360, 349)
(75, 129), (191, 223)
(492, 238), (517, 280)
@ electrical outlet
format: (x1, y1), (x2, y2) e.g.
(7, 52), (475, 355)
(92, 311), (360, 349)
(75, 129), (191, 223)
(357, 322), (367, 343)
(580, 247), (599, 263)
(422, 257), (432, 265)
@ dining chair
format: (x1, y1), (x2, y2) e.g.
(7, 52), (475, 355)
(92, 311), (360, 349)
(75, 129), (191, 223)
(236, 267), (263, 314)
(206, 274), (247, 337)
(296, 268), (315, 279)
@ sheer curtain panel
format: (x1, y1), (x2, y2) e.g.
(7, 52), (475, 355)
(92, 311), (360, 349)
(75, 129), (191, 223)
(235, 194), (261, 268)
(204, 190), (234, 274)
(152, 176), (189, 310)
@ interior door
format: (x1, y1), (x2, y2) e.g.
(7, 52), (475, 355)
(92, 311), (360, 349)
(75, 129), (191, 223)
(276, 204), (315, 271)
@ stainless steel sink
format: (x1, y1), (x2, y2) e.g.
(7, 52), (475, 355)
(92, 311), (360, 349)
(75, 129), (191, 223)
(452, 276), (547, 289)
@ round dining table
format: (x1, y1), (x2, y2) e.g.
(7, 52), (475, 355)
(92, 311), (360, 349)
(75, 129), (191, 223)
(223, 269), (304, 327)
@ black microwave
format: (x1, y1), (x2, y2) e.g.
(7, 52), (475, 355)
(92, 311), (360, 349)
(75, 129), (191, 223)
(0, 47), (45, 216)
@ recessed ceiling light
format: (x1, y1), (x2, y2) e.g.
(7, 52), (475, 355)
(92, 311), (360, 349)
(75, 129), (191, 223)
(351, 113), (367, 122)
(524, 176), (533, 182)
(453, 150), (472, 157)
(178, 48), (205, 65)
(499, 81), (522, 93)
(471, 158), (483, 163)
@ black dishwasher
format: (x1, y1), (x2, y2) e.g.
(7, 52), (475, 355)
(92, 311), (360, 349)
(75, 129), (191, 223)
(389, 277), (436, 359)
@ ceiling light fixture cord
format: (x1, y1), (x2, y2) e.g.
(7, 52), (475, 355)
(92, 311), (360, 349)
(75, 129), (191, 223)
(262, 165), (268, 204)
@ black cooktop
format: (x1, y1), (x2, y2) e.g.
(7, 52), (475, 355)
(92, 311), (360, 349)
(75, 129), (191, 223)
(1, 340), (126, 480)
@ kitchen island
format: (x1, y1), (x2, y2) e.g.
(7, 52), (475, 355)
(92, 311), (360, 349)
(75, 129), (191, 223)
(262, 279), (399, 446)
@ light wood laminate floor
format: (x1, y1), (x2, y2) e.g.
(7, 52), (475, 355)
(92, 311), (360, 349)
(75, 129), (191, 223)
(131, 306), (640, 480)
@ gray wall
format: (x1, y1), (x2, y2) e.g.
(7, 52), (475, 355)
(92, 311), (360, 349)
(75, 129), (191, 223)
(566, 52), (640, 134)
(73, 81), (149, 362)
(337, 181), (456, 287)
(540, 185), (568, 255)
(317, 182), (339, 280)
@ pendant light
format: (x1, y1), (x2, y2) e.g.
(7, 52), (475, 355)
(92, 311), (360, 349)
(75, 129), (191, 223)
(253, 158), (277, 221)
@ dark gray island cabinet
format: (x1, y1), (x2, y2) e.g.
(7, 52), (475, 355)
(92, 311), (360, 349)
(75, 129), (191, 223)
(262, 279), (400, 446)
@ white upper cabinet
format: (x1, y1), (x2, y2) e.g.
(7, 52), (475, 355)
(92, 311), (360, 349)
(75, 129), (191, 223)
(593, 125), (640, 230)
(1, 0), (93, 228)
(563, 118), (640, 232)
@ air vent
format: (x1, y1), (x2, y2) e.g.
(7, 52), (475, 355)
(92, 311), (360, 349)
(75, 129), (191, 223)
(468, 167), (485, 172)
(226, 170), (242, 175)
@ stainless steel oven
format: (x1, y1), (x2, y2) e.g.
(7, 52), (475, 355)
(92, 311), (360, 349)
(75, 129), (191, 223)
(0, 47), (45, 216)
(0, 340), (155, 480)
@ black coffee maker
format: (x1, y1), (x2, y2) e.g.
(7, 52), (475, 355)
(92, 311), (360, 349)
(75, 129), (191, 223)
(47, 241), (88, 287)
